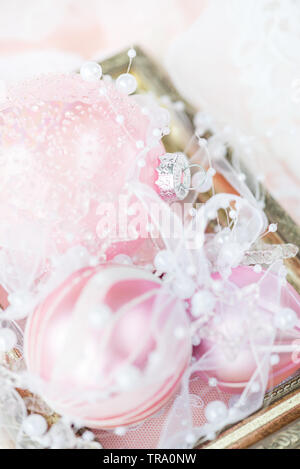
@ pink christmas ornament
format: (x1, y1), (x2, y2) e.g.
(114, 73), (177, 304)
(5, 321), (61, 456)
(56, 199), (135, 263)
(24, 264), (191, 428)
(193, 266), (300, 393)
(0, 74), (166, 298)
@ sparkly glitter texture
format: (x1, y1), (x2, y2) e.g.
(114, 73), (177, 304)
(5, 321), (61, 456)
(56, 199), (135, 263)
(0, 75), (164, 295)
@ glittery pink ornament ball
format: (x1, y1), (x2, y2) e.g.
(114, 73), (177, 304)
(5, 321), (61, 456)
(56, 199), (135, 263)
(24, 264), (191, 428)
(0, 74), (165, 267)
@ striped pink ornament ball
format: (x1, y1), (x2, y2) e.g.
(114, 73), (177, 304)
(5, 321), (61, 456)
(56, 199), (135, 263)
(25, 264), (191, 428)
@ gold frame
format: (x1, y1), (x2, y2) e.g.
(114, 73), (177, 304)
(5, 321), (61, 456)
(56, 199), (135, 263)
(100, 47), (300, 449)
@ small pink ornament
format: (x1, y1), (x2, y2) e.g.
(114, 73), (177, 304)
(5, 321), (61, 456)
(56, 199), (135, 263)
(193, 266), (300, 392)
(24, 264), (191, 428)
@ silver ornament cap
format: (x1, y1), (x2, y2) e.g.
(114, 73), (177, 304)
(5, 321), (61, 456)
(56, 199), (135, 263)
(155, 153), (191, 202)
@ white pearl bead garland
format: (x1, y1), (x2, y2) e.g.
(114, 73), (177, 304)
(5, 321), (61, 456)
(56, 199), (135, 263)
(80, 61), (102, 82)
(116, 73), (137, 95)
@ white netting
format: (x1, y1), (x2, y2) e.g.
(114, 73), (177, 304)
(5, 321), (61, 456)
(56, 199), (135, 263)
(0, 66), (299, 449)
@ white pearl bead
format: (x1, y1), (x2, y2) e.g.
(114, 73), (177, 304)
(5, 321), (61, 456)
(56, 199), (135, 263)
(103, 74), (113, 83)
(0, 328), (17, 352)
(191, 290), (216, 317)
(269, 223), (278, 233)
(115, 427), (127, 436)
(192, 335), (201, 346)
(275, 308), (298, 330)
(116, 73), (137, 95)
(80, 61), (102, 82)
(207, 168), (216, 177)
(270, 354), (280, 366)
(152, 128), (161, 137)
(23, 414), (48, 437)
(208, 377), (218, 387)
(99, 87), (107, 96)
(174, 101), (185, 112)
(238, 173), (246, 182)
(127, 48), (137, 59)
(172, 278), (196, 300)
(82, 431), (95, 441)
(205, 401), (228, 424)
(154, 250), (174, 273)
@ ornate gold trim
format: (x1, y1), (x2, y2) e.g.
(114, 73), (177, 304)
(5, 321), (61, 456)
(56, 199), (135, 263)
(264, 374), (300, 406)
(204, 391), (300, 449)
(253, 419), (300, 449)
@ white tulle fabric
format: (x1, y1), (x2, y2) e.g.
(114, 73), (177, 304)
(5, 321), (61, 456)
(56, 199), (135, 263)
(166, 0), (300, 221)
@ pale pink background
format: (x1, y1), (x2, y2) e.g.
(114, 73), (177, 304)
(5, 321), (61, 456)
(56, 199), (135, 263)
(0, 1), (207, 71)
(0, 0), (298, 223)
